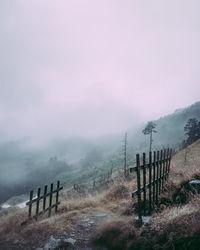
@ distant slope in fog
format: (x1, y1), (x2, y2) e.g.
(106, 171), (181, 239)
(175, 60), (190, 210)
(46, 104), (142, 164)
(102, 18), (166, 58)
(125, 101), (200, 154)
(1, 101), (200, 203)
(153, 101), (200, 149)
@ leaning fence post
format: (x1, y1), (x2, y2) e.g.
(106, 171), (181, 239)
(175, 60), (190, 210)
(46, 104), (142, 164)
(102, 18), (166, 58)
(136, 153), (142, 222)
(166, 148), (169, 178)
(28, 190), (33, 219)
(159, 150), (163, 195)
(169, 148), (172, 173)
(162, 149), (166, 191)
(142, 153), (146, 216)
(164, 149), (167, 180)
(43, 185), (48, 212)
(148, 151), (152, 214)
(35, 187), (41, 220)
(55, 180), (60, 213)
(48, 183), (54, 217)
(156, 151), (159, 205)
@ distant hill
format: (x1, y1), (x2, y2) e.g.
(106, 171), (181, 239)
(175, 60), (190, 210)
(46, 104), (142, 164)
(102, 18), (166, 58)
(1, 101), (200, 204)
(152, 101), (200, 149)
(126, 101), (200, 154)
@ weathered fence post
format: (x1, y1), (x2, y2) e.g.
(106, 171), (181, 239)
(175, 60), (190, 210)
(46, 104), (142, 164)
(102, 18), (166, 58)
(156, 151), (159, 205)
(159, 150), (163, 195)
(28, 190), (33, 219)
(43, 185), (48, 212)
(48, 183), (54, 217)
(148, 151), (152, 214)
(162, 150), (165, 191)
(164, 149), (167, 180)
(166, 148), (169, 177)
(136, 153), (142, 221)
(142, 153), (146, 216)
(55, 180), (60, 213)
(152, 151), (156, 209)
(35, 188), (41, 220)
(169, 148), (172, 173)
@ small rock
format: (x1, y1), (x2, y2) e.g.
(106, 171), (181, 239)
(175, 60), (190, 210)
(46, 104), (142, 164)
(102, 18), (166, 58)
(142, 216), (151, 223)
(43, 235), (60, 250)
(189, 180), (200, 185)
(93, 213), (107, 217)
(135, 216), (151, 223)
(81, 217), (90, 222)
(64, 238), (76, 245)
(189, 180), (200, 192)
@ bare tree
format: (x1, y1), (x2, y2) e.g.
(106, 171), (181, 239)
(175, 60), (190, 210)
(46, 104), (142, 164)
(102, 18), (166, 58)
(123, 132), (128, 177)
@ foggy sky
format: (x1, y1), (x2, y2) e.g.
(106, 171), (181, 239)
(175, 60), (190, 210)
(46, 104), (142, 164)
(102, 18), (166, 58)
(0, 0), (200, 141)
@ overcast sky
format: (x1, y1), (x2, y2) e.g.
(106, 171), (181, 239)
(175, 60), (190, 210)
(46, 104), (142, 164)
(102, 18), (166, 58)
(0, 0), (200, 141)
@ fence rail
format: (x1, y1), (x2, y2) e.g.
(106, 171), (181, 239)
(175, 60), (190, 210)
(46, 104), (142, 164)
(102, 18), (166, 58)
(130, 148), (172, 221)
(22, 180), (63, 225)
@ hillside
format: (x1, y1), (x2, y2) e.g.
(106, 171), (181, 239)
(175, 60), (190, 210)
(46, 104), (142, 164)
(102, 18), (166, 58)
(56, 100), (200, 192)
(1, 101), (200, 214)
(126, 101), (200, 153)
(152, 101), (200, 148)
(1, 139), (200, 249)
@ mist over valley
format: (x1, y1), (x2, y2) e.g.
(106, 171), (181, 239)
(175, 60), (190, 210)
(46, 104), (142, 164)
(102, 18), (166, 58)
(1, 101), (200, 204)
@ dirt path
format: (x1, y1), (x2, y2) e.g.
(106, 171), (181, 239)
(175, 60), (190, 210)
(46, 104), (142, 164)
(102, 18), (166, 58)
(39, 212), (111, 250)
(0, 212), (111, 250)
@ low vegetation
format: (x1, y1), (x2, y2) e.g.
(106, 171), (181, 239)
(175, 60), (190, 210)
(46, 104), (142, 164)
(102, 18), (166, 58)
(0, 139), (200, 249)
(92, 139), (200, 249)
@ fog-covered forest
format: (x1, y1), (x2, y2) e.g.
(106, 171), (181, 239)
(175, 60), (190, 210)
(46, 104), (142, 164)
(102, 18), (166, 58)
(1, 101), (200, 203)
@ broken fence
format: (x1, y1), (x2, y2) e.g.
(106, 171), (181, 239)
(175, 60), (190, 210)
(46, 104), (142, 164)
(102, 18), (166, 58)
(22, 180), (63, 225)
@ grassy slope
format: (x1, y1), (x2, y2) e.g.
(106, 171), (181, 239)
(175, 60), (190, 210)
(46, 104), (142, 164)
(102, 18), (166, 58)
(93, 140), (200, 249)
(0, 140), (200, 249)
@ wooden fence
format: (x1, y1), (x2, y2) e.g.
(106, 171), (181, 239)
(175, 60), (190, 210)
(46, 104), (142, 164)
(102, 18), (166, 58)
(22, 180), (63, 224)
(130, 148), (172, 221)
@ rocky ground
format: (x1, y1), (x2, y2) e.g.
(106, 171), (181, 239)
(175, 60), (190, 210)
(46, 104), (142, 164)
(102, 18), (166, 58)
(0, 212), (111, 250)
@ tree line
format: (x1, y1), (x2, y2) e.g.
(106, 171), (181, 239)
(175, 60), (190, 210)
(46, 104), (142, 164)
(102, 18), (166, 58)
(140, 117), (200, 153)
(181, 118), (200, 148)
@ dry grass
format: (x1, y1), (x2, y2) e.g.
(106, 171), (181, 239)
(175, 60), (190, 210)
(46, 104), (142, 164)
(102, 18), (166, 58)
(154, 140), (200, 207)
(91, 217), (137, 250)
(1, 140), (200, 249)
(0, 209), (26, 235)
(91, 140), (200, 249)
(0, 179), (133, 246)
(151, 199), (200, 231)
(92, 198), (200, 250)
(170, 139), (200, 185)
